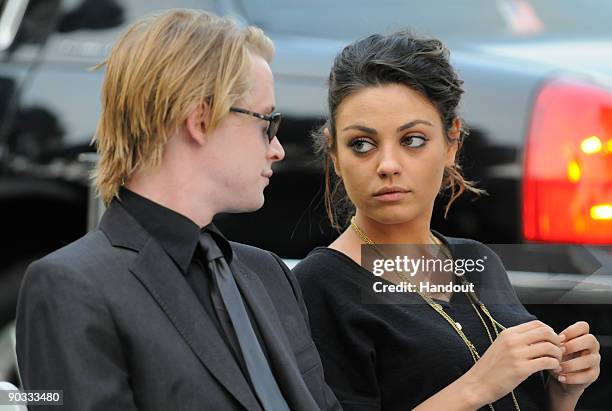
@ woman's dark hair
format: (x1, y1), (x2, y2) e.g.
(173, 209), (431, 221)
(313, 30), (485, 231)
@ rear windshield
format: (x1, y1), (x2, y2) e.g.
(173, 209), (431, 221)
(240, 0), (612, 42)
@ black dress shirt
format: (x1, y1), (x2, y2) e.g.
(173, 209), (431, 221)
(118, 188), (265, 379)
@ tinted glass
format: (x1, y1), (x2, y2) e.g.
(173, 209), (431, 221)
(241, 0), (612, 42)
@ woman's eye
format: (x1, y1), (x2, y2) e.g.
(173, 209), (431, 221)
(349, 139), (375, 153)
(401, 135), (427, 148)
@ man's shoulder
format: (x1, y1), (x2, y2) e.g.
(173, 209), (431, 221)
(36, 229), (110, 265)
(27, 228), (130, 283)
(229, 241), (281, 269)
(19, 230), (109, 300)
(228, 241), (300, 295)
(229, 240), (269, 254)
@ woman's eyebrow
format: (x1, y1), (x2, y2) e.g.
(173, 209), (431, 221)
(341, 124), (377, 134)
(397, 119), (433, 131)
(341, 120), (433, 134)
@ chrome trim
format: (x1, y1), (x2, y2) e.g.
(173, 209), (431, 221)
(282, 259), (300, 270)
(78, 153), (105, 232)
(0, 0), (30, 51)
(0, 321), (15, 382)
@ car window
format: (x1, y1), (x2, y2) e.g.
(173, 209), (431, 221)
(56, 0), (216, 34)
(44, 0), (217, 61)
(7, 0), (218, 153)
(240, 0), (612, 42)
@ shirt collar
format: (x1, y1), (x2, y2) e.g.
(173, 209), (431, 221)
(204, 222), (234, 264)
(118, 188), (233, 273)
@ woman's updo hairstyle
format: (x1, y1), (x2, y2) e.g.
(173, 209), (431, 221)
(312, 30), (484, 230)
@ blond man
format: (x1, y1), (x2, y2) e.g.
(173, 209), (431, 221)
(16, 9), (340, 411)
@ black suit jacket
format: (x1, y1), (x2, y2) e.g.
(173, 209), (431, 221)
(16, 200), (341, 411)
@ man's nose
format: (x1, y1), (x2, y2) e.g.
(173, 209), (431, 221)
(268, 137), (285, 162)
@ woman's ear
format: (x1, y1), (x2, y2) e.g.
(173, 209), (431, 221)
(324, 127), (341, 177)
(446, 118), (461, 167)
(185, 101), (211, 145)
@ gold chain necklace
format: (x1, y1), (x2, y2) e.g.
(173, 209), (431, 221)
(349, 216), (520, 411)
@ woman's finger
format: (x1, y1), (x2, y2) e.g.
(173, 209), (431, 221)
(525, 341), (563, 362)
(558, 368), (600, 385)
(560, 353), (600, 374)
(521, 324), (561, 346)
(563, 333), (599, 356)
(559, 321), (589, 342)
(513, 320), (549, 334)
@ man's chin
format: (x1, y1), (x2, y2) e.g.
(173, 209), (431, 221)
(223, 196), (265, 214)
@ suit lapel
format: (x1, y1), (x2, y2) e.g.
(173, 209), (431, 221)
(100, 201), (261, 411)
(230, 257), (319, 411)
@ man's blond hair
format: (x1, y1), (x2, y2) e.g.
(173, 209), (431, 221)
(92, 9), (274, 204)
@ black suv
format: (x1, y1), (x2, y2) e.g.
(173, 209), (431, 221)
(0, 1), (610, 408)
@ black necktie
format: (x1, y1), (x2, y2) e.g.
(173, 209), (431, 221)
(199, 232), (290, 411)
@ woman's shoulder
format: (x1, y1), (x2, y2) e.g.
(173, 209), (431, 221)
(293, 246), (337, 267)
(437, 232), (505, 266)
(435, 231), (483, 247)
(294, 247), (353, 279)
(438, 233), (525, 304)
(292, 246), (366, 294)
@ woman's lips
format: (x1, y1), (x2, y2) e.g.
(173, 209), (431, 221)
(373, 185), (411, 202)
(373, 191), (410, 202)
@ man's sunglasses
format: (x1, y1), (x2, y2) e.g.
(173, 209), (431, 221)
(229, 107), (282, 143)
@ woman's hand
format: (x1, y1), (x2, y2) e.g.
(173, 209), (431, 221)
(548, 321), (601, 398)
(463, 320), (563, 408)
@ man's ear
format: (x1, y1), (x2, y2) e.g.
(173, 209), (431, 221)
(446, 118), (461, 167)
(185, 101), (211, 145)
(324, 127), (341, 177)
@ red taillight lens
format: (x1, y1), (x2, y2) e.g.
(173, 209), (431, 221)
(523, 79), (612, 244)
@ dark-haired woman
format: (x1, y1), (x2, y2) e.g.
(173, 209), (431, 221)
(293, 32), (600, 411)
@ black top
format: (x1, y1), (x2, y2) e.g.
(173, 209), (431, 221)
(118, 188), (257, 375)
(294, 235), (548, 411)
(118, 188), (233, 268)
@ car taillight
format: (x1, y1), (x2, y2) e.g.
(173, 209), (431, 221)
(523, 78), (612, 244)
